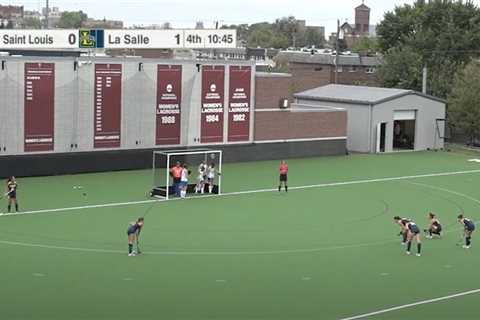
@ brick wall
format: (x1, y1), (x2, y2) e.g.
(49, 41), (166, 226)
(287, 62), (379, 93)
(255, 74), (293, 109)
(288, 63), (334, 93)
(254, 110), (347, 141)
(334, 66), (378, 86)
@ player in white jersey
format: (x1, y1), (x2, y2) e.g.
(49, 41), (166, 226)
(206, 163), (216, 193)
(195, 161), (207, 194)
(180, 164), (190, 198)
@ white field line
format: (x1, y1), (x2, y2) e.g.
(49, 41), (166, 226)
(1, 169), (480, 218)
(0, 183), (478, 255)
(407, 181), (480, 205)
(0, 218), (477, 256)
(338, 289), (480, 320)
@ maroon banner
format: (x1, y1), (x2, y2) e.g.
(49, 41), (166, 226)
(156, 65), (182, 145)
(228, 66), (251, 142)
(94, 64), (122, 148)
(201, 65), (225, 143)
(24, 62), (55, 152)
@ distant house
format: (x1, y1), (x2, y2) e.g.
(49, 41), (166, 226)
(276, 51), (381, 92)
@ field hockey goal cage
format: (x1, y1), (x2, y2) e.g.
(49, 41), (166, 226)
(151, 149), (223, 200)
(434, 118), (450, 149)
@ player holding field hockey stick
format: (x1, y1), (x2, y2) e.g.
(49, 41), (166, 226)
(405, 219), (422, 256)
(393, 216), (410, 245)
(127, 217), (144, 256)
(458, 214), (475, 249)
(5, 176), (19, 213)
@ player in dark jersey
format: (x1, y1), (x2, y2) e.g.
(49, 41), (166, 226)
(6, 176), (19, 213)
(424, 212), (442, 239)
(405, 220), (422, 256)
(458, 214), (475, 249)
(393, 216), (410, 245)
(127, 217), (145, 256)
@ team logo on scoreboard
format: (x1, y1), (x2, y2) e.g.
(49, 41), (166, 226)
(166, 84), (173, 93)
(79, 29), (105, 48)
(210, 84), (217, 92)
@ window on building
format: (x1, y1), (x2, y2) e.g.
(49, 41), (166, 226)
(366, 67), (376, 74)
(349, 66), (357, 73)
(337, 66), (343, 73)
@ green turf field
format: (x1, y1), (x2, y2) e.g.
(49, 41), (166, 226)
(1, 150), (479, 320)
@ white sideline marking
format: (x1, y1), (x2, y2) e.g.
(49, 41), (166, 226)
(1, 169), (480, 218)
(338, 289), (480, 320)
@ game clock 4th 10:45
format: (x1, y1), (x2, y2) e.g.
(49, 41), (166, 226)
(180, 32), (235, 47)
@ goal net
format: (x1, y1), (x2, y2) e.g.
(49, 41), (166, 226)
(151, 149), (223, 200)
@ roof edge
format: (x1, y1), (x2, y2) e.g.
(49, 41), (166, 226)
(294, 88), (446, 105)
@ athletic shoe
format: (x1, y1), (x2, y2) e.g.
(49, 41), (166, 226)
(401, 242), (406, 246)
(416, 253), (421, 257)
(406, 251), (411, 255)
(426, 236), (433, 239)
(462, 245), (470, 249)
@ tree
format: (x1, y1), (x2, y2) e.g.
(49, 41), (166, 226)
(22, 17), (43, 29)
(448, 61), (480, 144)
(376, 1), (480, 98)
(377, 46), (423, 90)
(352, 37), (379, 55)
(57, 11), (88, 28)
(224, 16), (325, 49)
(304, 28), (324, 48)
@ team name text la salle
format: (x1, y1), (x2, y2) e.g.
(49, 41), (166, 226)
(108, 34), (150, 45)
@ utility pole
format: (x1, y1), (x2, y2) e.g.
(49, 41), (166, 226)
(335, 19), (340, 84)
(422, 65), (428, 94)
(44, 0), (49, 29)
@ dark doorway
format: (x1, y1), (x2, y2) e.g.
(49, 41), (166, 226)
(393, 120), (415, 150)
(379, 122), (386, 152)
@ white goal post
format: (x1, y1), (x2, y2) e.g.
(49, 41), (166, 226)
(151, 149), (223, 200)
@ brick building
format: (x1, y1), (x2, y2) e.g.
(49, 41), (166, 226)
(276, 51), (380, 93)
(0, 5), (24, 28)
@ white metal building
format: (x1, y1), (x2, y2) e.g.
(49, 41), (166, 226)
(294, 84), (446, 153)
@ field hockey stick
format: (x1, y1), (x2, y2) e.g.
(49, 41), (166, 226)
(136, 236), (142, 254)
(3, 189), (13, 197)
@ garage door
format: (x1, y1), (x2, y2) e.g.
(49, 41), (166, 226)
(394, 110), (416, 120)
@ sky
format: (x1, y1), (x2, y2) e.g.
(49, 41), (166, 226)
(3, 0), (480, 34)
